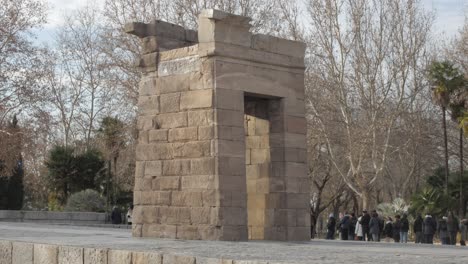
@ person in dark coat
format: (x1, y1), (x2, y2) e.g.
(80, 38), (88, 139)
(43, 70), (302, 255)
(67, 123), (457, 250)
(369, 212), (380, 242)
(423, 213), (437, 244)
(438, 216), (450, 245)
(400, 214), (409, 243)
(447, 212), (459, 245)
(383, 217), (394, 242)
(326, 214), (336, 240)
(348, 213), (357, 240)
(360, 210), (371, 241)
(339, 212), (351, 240)
(413, 214), (424, 243)
(393, 215), (401, 243)
(111, 206), (122, 225)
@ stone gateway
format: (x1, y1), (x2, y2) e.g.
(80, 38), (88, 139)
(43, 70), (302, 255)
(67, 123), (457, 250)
(126, 9), (309, 241)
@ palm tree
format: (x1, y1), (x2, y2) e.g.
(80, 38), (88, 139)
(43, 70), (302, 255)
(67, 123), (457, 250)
(428, 61), (465, 200)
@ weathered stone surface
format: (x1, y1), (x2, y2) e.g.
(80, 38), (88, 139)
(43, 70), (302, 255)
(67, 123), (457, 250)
(158, 56), (200, 77)
(181, 175), (216, 190)
(139, 96), (160, 115)
(84, 248), (107, 264)
(168, 127), (198, 142)
(12, 242), (33, 264)
(180, 90), (213, 110)
(217, 109), (244, 127)
(143, 224), (177, 239)
(190, 207), (211, 224)
(34, 244), (58, 264)
(58, 246), (83, 264)
(163, 254), (196, 264)
(133, 251), (162, 264)
(171, 191), (203, 206)
(148, 129), (168, 142)
(198, 126), (214, 140)
(154, 112), (188, 129)
(108, 250), (133, 264)
(0, 241), (12, 264)
(176, 225), (200, 240)
(136, 144), (173, 161)
(145, 161), (163, 176)
(162, 159), (191, 175)
(188, 110), (214, 126)
(191, 158), (215, 175)
(215, 88), (243, 110)
(160, 93), (180, 113)
(251, 34), (306, 59)
(173, 141), (212, 158)
(196, 257), (233, 264)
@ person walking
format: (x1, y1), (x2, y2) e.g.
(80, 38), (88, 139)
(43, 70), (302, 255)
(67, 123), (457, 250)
(126, 204), (133, 225)
(383, 217), (394, 242)
(355, 215), (364, 241)
(348, 213), (357, 240)
(369, 212), (380, 242)
(447, 212), (459, 245)
(360, 210), (371, 241)
(423, 213), (437, 244)
(460, 218), (468, 246)
(413, 214), (424, 243)
(438, 216), (450, 245)
(111, 206), (122, 225)
(339, 212), (351, 240)
(400, 214), (409, 243)
(326, 213), (336, 240)
(393, 215), (401, 243)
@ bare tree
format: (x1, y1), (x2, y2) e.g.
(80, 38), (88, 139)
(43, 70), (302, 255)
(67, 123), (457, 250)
(0, 0), (47, 174)
(56, 5), (118, 148)
(305, 0), (434, 209)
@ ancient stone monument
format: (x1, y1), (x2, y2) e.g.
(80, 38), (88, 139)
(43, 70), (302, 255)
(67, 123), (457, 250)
(126, 9), (309, 241)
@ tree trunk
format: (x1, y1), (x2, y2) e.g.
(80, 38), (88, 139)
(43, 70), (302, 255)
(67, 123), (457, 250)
(460, 128), (464, 218)
(362, 189), (369, 211)
(443, 107), (450, 197)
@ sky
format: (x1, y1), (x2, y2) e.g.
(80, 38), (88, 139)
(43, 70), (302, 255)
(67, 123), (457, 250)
(37, 0), (467, 44)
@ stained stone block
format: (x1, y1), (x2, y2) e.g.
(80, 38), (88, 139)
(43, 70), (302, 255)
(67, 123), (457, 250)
(12, 242), (33, 264)
(149, 129), (168, 142)
(34, 244), (58, 264)
(108, 250), (132, 264)
(162, 254), (196, 264)
(58, 246), (83, 264)
(162, 159), (190, 175)
(160, 93), (180, 113)
(191, 157), (215, 175)
(133, 252), (163, 264)
(168, 127), (198, 141)
(196, 257), (234, 264)
(180, 90), (213, 110)
(198, 126), (214, 140)
(145, 161), (163, 176)
(0, 241), (12, 264)
(84, 248), (108, 264)
(188, 110), (214, 126)
(153, 112), (188, 129)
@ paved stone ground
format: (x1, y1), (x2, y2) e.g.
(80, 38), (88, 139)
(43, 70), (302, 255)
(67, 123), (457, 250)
(1, 222), (468, 263)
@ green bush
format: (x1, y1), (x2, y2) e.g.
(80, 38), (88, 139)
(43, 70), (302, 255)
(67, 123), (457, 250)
(64, 189), (106, 212)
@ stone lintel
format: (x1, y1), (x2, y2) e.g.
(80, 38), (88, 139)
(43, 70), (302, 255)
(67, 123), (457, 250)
(125, 20), (197, 51)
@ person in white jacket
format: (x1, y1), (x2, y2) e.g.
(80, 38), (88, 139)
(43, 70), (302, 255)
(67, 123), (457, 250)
(355, 215), (363, 240)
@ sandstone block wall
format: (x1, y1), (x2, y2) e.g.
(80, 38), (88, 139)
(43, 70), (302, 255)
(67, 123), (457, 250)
(127, 9), (310, 241)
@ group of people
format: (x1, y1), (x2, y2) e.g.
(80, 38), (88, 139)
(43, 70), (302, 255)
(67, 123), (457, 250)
(110, 204), (133, 225)
(326, 210), (468, 245)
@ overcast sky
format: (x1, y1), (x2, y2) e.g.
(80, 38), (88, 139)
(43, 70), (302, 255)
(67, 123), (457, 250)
(38, 0), (467, 43)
